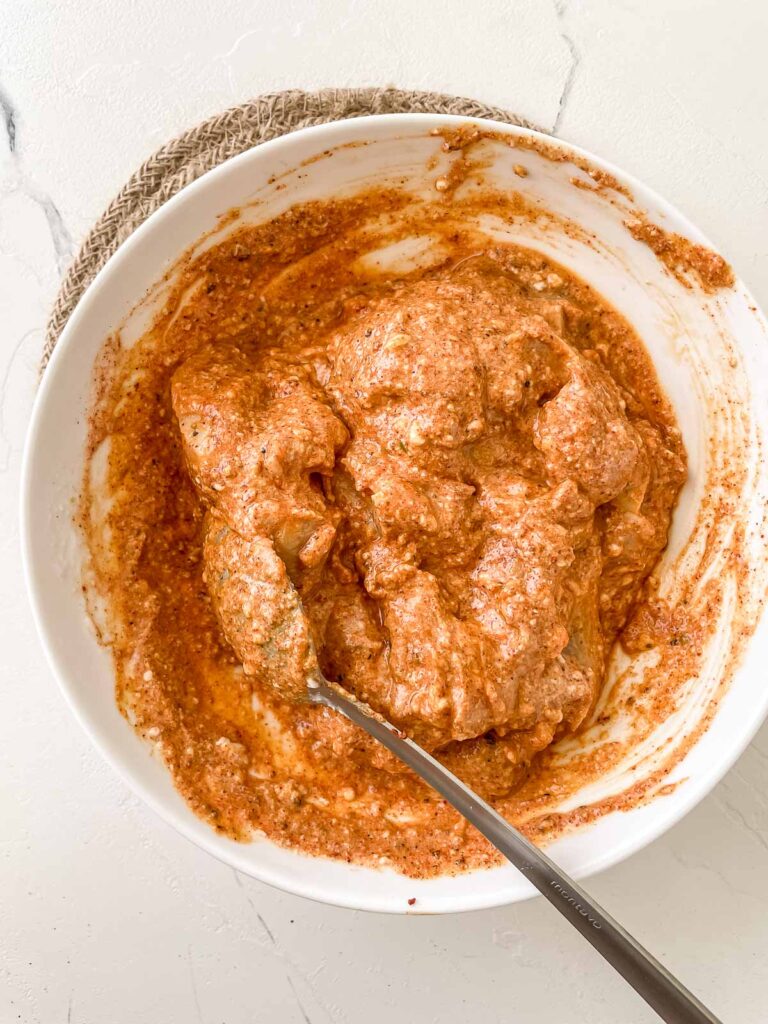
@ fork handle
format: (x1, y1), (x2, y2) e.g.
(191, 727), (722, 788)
(310, 680), (720, 1024)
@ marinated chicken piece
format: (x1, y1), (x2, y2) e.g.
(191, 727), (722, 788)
(598, 418), (686, 633)
(171, 343), (347, 582)
(472, 311), (571, 419)
(469, 476), (601, 716)
(366, 475), (482, 571)
(534, 361), (642, 505)
(203, 515), (317, 701)
(328, 281), (487, 456)
(320, 279), (609, 750)
(439, 721), (552, 797)
(172, 343), (346, 697)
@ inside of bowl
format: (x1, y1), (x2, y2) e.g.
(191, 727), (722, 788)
(25, 116), (768, 911)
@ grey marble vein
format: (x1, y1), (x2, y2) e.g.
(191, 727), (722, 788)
(0, 77), (74, 277)
(287, 976), (314, 1024)
(553, 0), (580, 134)
(28, 187), (75, 277)
(0, 85), (16, 152)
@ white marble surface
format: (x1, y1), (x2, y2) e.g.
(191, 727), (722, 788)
(2, 1), (767, 1021)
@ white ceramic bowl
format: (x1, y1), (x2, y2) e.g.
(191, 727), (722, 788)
(22, 114), (768, 913)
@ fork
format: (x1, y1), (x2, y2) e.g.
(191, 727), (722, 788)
(308, 675), (720, 1024)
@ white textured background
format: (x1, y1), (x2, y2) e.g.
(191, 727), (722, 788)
(2, 1), (768, 1021)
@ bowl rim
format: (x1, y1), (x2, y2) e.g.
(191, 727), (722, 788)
(21, 112), (768, 914)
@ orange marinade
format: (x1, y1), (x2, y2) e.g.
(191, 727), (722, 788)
(82, 188), (687, 876)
